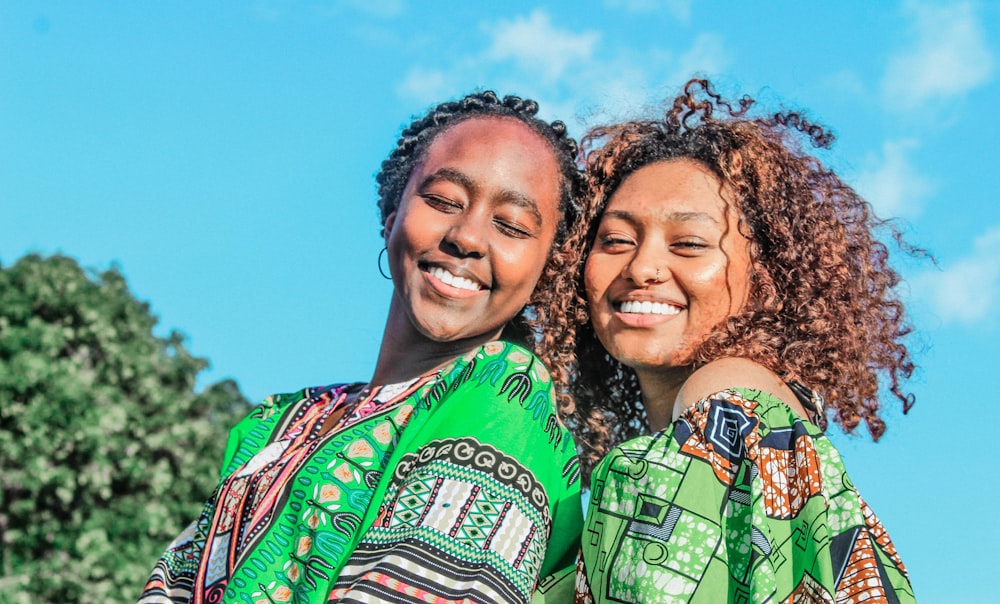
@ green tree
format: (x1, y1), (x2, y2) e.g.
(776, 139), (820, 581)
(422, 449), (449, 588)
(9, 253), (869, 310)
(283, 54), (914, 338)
(0, 254), (250, 602)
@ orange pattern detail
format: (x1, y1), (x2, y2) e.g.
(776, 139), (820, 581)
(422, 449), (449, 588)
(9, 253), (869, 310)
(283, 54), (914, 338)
(780, 572), (835, 603)
(860, 497), (908, 578)
(835, 529), (889, 603)
(758, 435), (824, 519)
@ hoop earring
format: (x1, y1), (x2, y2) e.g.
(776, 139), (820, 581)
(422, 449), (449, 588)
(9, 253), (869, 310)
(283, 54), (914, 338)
(378, 247), (392, 280)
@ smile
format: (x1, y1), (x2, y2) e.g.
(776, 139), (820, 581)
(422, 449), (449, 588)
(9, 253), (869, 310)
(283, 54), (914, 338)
(427, 266), (483, 292)
(617, 300), (681, 315)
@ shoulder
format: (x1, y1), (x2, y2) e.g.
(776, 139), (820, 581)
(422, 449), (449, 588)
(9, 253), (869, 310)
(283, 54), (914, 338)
(249, 383), (352, 422)
(221, 383), (353, 472)
(453, 340), (553, 386)
(675, 357), (808, 421)
(430, 340), (572, 454)
(473, 340), (544, 368)
(592, 360), (816, 493)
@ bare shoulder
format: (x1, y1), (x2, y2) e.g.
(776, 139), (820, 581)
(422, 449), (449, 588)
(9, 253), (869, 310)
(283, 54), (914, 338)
(673, 357), (808, 420)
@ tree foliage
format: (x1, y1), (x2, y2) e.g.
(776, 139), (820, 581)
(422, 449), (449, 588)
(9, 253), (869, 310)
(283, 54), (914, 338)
(0, 254), (251, 602)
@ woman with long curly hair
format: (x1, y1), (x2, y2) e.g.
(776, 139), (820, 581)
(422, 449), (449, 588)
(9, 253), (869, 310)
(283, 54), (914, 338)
(139, 91), (585, 604)
(571, 80), (916, 603)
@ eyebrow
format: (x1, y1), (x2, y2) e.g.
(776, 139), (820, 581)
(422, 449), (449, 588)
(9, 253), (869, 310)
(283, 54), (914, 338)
(421, 168), (475, 193)
(603, 209), (720, 224)
(421, 167), (544, 224)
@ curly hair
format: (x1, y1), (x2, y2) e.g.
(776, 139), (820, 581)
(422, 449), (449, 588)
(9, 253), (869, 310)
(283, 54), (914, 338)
(568, 79), (917, 475)
(376, 90), (587, 420)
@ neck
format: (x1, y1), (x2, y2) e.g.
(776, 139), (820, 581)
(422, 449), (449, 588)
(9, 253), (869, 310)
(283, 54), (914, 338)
(635, 365), (694, 433)
(369, 295), (503, 386)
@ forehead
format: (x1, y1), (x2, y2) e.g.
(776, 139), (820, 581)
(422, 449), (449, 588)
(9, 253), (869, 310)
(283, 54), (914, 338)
(411, 116), (563, 219)
(422, 116), (555, 163)
(608, 159), (730, 216)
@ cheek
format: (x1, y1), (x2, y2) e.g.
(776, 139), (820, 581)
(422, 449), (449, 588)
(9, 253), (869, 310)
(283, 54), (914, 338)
(583, 268), (596, 302)
(583, 256), (609, 303)
(689, 262), (741, 316)
(727, 269), (751, 314)
(721, 250), (753, 314)
(688, 261), (728, 289)
(583, 279), (603, 316)
(494, 245), (550, 304)
(387, 207), (422, 249)
(384, 223), (404, 265)
(386, 224), (415, 273)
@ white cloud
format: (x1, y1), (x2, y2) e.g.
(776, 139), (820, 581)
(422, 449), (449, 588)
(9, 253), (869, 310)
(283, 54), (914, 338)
(673, 33), (730, 80)
(855, 139), (933, 218)
(881, 1), (994, 108)
(395, 67), (451, 106)
(821, 70), (867, 99)
(394, 10), (733, 132)
(603, 0), (692, 22)
(485, 10), (601, 84)
(342, 0), (405, 18)
(911, 226), (1000, 325)
(250, 0), (405, 20)
(249, 0), (288, 20)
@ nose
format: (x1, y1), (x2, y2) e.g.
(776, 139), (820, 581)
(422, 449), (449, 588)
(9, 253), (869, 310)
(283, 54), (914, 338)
(623, 244), (668, 286)
(444, 215), (487, 258)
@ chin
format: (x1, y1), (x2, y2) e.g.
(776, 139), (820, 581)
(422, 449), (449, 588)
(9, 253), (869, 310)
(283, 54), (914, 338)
(612, 348), (692, 372)
(419, 322), (499, 344)
(419, 326), (467, 342)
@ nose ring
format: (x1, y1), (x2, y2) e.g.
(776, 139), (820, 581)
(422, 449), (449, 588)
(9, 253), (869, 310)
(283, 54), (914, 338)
(655, 268), (661, 281)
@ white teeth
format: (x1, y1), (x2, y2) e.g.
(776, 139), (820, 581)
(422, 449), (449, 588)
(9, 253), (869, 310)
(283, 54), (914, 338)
(619, 300), (681, 315)
(429, 267), (480, 291)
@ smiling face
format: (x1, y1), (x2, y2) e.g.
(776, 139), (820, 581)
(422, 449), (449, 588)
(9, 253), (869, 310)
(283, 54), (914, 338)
(584, 159), (752, 372)
(383, 116), (561, 346)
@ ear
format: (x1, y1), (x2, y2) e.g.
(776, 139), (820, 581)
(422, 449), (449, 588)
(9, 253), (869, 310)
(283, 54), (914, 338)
(383, 210), (398, 241)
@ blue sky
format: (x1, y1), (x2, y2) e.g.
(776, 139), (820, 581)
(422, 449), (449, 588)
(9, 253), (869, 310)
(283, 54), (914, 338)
(2, 2), (996, 600)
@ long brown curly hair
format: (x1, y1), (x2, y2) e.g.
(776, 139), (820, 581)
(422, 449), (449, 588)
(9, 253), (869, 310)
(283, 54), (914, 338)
(567, 79), (917, 476)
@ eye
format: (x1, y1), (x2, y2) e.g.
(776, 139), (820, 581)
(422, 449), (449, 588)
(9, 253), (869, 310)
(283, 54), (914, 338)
(670, 238), (710, 256)
(494, 218), (533, 239)
(597, 232), (635, 251)
(493, 204), (539, 239)
(421, 194), (463, 213)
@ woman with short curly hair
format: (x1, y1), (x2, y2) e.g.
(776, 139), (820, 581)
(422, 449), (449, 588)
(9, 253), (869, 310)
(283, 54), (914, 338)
(571, 79), (916, 603)
(140, 91), (586, 604)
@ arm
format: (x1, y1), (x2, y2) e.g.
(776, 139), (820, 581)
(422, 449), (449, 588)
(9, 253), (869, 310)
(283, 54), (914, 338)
(139, 386), (339, 603)
(674, 357), (806, 421)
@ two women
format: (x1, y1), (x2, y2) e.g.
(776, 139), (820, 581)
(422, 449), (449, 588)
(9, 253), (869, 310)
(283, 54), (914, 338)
(571, 80), (915, 603)
(143, 80), (917, 603)
(140, 92), (585, 603)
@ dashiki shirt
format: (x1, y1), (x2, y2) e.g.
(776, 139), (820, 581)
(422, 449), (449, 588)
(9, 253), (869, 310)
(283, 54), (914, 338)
(140, 341), (582, 604)
(576, 386), (914, 604)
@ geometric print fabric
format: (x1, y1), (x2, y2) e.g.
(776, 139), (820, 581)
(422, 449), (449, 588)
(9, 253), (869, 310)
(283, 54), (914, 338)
(577, 387), (915, 604)
(139, 341), (582, 604)
(333, 447), (548, 602)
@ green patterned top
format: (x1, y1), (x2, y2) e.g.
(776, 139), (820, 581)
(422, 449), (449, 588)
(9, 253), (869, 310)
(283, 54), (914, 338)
(577, 387), (914, 603)
(140, 341), (582, 603)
